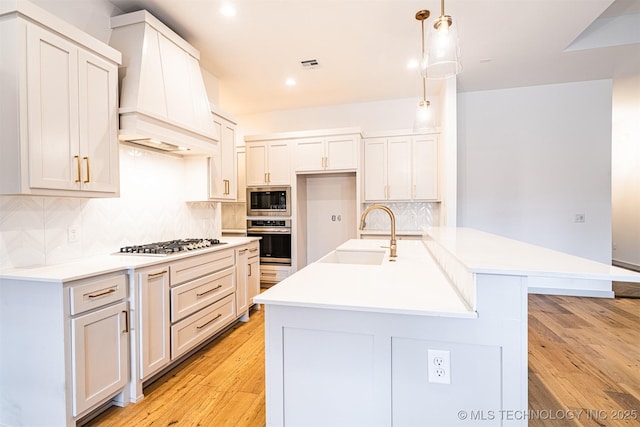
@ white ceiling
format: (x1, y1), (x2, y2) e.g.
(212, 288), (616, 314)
(108, 0), (640, 115)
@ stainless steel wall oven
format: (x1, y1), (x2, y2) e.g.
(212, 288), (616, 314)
(246, 219), (291, 266)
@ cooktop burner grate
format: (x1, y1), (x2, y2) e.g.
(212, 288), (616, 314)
(118, 238), (225, 256)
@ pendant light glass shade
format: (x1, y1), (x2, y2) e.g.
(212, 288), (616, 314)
(413, 100), (435, 131)
(424, 15), (462, 78)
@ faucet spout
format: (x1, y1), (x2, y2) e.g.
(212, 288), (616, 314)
(359, 204), (397, 258)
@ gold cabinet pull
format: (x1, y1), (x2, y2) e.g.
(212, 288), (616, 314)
(74, 156), (81, 182)
(83, 157), (90, 183)
(196, 313), (222, 330)
(248, 264), (252, 276)
(86, 288), (116, 299)
(224, 179), (230, 195)
(196, 284), (222, 297)
(249, 247), (258, 253)
(267, 172), (271, 183)
(264, 173), (268, 183)
(148, 270), (168, 278)
(122, 310), (129, 333)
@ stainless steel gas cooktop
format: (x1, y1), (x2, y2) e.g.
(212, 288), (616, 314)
(118, 238), (226, 256)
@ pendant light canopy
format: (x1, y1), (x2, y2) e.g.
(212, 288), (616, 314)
(424, 0), (462, 78)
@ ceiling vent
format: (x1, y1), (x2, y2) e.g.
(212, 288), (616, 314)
(301, 59), (320, 70)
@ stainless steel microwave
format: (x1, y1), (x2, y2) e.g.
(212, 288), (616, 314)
(247, 187), (291, 217)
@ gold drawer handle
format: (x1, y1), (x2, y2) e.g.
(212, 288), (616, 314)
(148, 270), (168, 278)
(196, 313), (222, 330)
(196, 284), (222, 297)
(74, 155), (81, 183)
(122, 310), (129, 333)
(83, 156), (91, 183)
(262, 272), (277, 276)
(86, 288), (116, 299)
(249, 247), (258, 253)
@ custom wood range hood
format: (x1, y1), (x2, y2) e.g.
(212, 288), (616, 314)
(109, 10), (218, 155)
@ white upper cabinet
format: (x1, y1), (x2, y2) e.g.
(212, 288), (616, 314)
(412, 135), (439, 200)
(363, 133), (439, 202)
(0, 5), (121, 197)
(184, 107), (238, 201)
(245, 141), (291, 186)
(210, 109), (238, 199)
(295, 134), (359, 173)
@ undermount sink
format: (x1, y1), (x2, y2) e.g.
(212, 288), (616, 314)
(318, 249), (387, 265)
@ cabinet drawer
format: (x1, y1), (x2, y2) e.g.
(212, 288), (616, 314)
(170, 249), (234, 286)
(260, 265), (290, 284)
(170, 266), (235, 323)
(170, 294), (236, 360)
(248, 241), (259, 259)
(69, 273), (127, 315)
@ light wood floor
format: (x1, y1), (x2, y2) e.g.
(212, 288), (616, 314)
(87, 294), (640, 427)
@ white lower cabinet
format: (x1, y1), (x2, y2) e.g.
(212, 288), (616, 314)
(134, 247), (243, 394)
(247, 243), (260, 304)
(137, 266), (171, 380)
(71, 301), (129, 416)
(236, 247), (249, 315)
(260, 264), (291, 285)
(68, 272), (129, 419)
(171, 294), (236, 359)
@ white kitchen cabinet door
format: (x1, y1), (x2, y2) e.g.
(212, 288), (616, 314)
(246, 143), (268, 186)
(237, 148), (246, 202)
(138, 267), (171, 380)
(210, 114), (237, 199)
(295, 135), (358, 173)
(412, 135), (439, 200)
(26, 24), (79, 191)
(267, 142), (291, 185)
(248, 250), (260, 304)
(236, 247), (249, 316)
(246, 141), (290, 186)
(71, 301), (128, 416)
(78, 50), (119, 193)
(295, 138), (325, 172)
(325, 135), (358, 171)
(363, 139), (387, 201)
(387, 136), (412, 200)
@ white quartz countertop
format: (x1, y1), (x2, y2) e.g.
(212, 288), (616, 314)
(254, 239), (476, 318)
(424, 227), (640, 282)
(0, 237), (259, 283)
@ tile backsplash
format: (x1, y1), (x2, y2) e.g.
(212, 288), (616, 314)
(361, 202), (440, 231)
(0, 146), (219, 270)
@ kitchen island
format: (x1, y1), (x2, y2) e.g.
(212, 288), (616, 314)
(254, 228), (640, 427)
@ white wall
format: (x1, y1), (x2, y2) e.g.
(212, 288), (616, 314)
(238, 96), (441, 135)
(457, 80), (613, 264)
(612, 75), (640, 269)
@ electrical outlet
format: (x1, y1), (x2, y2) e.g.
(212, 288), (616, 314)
(67, 225), (80, 243)
(428, 349), (451, 384)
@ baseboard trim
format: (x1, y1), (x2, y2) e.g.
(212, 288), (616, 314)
(612, 260), (640, 272)
(528, 287), (615, 298)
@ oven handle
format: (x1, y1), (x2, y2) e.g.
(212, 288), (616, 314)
(247, 228), (292, 234)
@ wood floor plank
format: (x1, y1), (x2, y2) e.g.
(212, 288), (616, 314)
(87, 295), (640, 427)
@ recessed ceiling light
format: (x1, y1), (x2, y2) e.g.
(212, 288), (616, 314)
(220, 2), (236, 17)
(479, 58), (492, 63)
(285, 78), (296, 86)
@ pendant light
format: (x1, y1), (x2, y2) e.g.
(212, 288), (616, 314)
(424, 0), (462, 78)
(414, 10), (435, 131)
